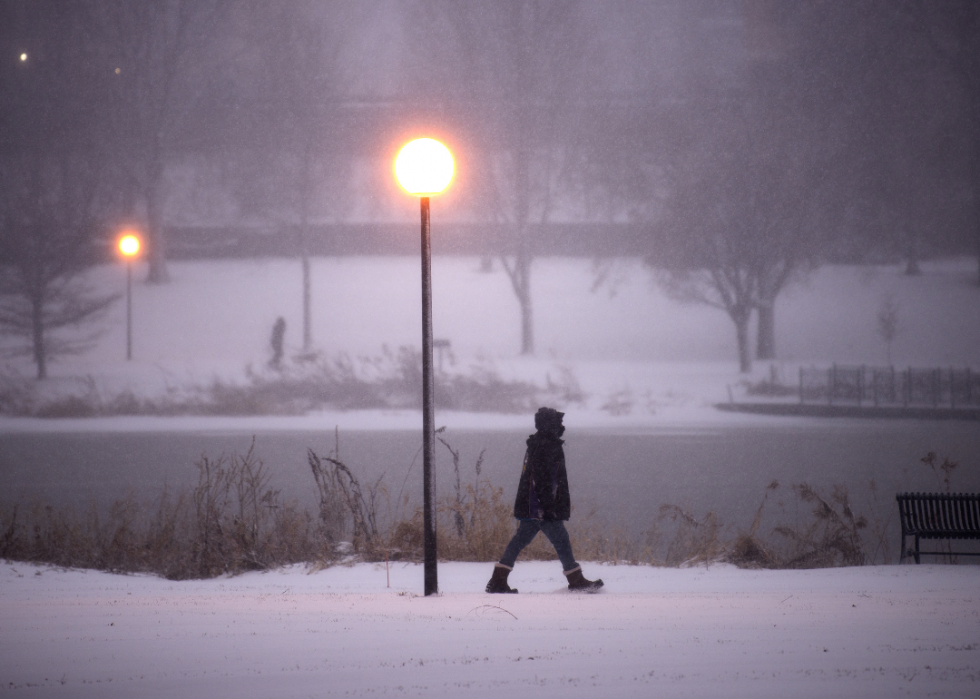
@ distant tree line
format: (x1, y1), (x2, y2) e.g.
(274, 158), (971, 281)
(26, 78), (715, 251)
(590, 2), (979, 371)
(1, 0), (977, 378)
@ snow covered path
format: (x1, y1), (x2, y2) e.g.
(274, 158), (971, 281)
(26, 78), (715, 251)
(1, 561), (977, 698)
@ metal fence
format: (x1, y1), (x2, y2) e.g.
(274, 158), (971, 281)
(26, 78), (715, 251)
(799, 365), (980, 408)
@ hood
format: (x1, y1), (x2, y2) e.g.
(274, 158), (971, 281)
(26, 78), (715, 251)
(534, 407), (565, 435)
(530, 407), (565, 441)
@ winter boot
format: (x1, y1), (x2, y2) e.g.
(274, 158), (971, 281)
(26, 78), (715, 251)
(485, 564), (518, 594)
(565, 566), (603, 592)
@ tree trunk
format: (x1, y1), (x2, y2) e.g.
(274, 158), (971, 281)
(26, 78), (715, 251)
(146, 224), (169, 283)
(145, 164), (169, 284)
(519, 280), (533, 356)
(756, 302), (776, 360)
(501, 248), (535, 356)
(514, 147), (534, 356)
(735, 311), (752, 374)
(31, 295), (46, 380)
(497, 146), (536, 356)
(511, 241), (534, 356)
(302, 253), (311, 351)
(300, 147), (313, 352)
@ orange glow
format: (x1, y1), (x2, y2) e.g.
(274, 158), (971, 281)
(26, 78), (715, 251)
(394, 138), (454, 196)
(118, 232), (141, 257)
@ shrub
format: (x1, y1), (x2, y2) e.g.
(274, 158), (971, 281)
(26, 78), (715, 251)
(308, 447), (385, 555)
(0, 443), (335, 579)
(0, 348), (584, 417)
(772, 483), (867, 567)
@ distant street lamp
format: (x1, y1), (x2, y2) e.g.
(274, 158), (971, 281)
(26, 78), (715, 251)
(394, 137), (454, 596)
(118, 231), (142, 360)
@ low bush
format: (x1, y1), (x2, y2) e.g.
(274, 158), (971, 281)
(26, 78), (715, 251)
(0, 348), (584, 417)
(724, 480), (873, 569)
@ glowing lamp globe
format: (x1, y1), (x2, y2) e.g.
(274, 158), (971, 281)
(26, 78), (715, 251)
(118, 233), (141, 257)
(395, 138), (454, 196)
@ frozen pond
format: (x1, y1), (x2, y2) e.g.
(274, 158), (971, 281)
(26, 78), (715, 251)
(3, 419), (978, 557)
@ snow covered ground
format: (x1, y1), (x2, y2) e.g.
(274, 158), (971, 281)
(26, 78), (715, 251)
(3, 255), (979, 427)
(2, 257), (979, 696)
(2, 560), (977, 698)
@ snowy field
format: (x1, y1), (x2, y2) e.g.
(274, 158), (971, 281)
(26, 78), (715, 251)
(3, 255), (979, 427)
(2, 560), (978, 698)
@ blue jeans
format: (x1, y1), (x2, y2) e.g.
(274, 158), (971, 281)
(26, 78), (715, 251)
(498, 519), (579, 572)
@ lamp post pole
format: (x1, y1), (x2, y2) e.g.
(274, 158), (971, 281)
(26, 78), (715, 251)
(394, 137), (454, 596)
(420, 195), (437, 596)
(126, 259), (133, 361)
(118, 232), (141, 361)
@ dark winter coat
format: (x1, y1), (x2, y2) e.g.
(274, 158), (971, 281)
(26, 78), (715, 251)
(513, 431), (571, 521)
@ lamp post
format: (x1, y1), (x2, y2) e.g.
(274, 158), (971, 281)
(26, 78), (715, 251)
(118, 231), (141, 361)
(394, 137), (454, 596)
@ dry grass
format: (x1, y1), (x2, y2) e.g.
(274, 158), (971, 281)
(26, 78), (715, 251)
(771, 483), (867, 568)
(1, 433), (908, 577)
(724, 480), (872, 569)
(0, 441), (334, 579)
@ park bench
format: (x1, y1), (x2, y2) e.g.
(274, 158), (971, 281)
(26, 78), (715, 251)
(896, 492), (980, 563)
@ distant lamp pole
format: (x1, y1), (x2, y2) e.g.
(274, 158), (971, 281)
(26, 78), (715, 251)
(118, 231), (141, 360)
(394, 137), (454, 596)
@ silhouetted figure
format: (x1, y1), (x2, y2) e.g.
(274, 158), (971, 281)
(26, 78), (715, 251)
(485, 407), (603, 594)
(269, 317), (286, 369)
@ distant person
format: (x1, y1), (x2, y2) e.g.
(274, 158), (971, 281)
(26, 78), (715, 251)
(269, 317), (286, 369)
(485, 407), (603, 593)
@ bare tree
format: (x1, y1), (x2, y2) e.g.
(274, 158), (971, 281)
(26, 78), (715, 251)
(409, 0), (594, 355)
(656, 108), (760, 374)
(877, 295), (899, 365)
(0, 2), (119, 378)
(228, 1), (363, 353)
(94, 0), (227, 284)
(742, 9), (846, 361)
(657, 139), (818, 371)
(640, 3), (866, 371)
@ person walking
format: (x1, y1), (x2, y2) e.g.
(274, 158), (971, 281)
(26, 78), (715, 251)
(485, 407), (603, 593)
(269, 317), (286, 369)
